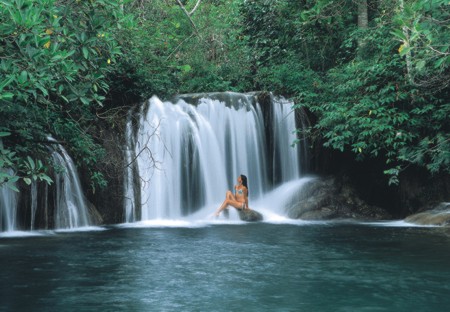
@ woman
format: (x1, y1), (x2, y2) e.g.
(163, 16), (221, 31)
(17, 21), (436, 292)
(214, 174), (250, 217)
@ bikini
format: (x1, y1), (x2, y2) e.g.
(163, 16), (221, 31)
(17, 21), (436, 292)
(236, 188), (246, 209)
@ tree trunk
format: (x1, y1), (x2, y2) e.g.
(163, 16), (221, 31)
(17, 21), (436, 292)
(357, 0), (368, 52)
(357, 0), (368, 29)
(399, 0), (414, 84)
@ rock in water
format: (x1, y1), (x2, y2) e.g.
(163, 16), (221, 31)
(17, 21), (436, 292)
(404, 202), (450, 226)
(238, 209), (263, 222)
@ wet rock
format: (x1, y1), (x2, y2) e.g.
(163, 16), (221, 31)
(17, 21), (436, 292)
(87, 201), (104, 225)
(238, 209), (264, 222)
(404, 202), (450, 226)
(286, 177), (392, 221)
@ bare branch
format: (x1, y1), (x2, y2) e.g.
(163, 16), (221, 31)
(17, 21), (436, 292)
(175, 0), (200, 37)
(166, 32), (196, 60)
(428, 45), (450, 56)
(189, 0), (201, 15)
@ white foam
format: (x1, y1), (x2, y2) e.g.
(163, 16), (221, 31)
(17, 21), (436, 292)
(54, 226), (108, 233)
(361, 220), (440, 228)
(0, 230), (47, 238)
(117, 219), (209, 229)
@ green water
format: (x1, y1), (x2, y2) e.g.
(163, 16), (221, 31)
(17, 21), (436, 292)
(1, 222), (450, 311)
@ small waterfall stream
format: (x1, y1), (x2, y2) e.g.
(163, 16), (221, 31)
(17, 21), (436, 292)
(0, 169), (18, 232)
(30, 182), (38, 230)
(125, 92), (304, 221)
(50, 143), (92, 229)
(0, 141), (92, 233)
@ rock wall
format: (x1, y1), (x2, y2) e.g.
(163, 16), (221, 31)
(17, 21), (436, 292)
(81, 114), (130, 225)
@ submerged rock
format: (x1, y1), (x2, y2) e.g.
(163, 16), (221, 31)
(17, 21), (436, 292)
(286, 177), (392, 221)
(238, 209), (263, 222)
(404, 202), (450, 226)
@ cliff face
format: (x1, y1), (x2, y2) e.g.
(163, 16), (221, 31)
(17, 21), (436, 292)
(81, 111), (130, 225)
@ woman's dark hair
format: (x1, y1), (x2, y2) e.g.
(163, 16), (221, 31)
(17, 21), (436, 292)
(240, 174), (248, 195)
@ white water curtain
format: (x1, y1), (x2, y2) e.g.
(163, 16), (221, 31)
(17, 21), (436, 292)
(128, 93), (301, 220)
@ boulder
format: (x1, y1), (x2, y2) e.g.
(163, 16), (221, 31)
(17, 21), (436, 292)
(404, 202), (450, 226)
(286, 176), (392, 221)
(238, 209), (264, 222)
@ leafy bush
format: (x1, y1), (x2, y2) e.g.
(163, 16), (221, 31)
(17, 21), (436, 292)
(0, 0), (130, 189)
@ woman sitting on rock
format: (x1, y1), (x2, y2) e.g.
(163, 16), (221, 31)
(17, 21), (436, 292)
(214, 174), (250, 217)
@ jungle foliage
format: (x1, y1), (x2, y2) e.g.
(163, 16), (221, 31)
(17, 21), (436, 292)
(0, 0), (449, 190)
(240, 0), (449, 184)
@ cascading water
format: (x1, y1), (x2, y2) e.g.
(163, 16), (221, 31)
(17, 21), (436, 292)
(272, 95), (301, 183)
(125, 92), (305, 221)
(124, 111), (137, 222)
(0, 140), (92, 233)
(0, 169), (18, 232)
(30, 181), (37, 230)
(50, 143), (92, 229)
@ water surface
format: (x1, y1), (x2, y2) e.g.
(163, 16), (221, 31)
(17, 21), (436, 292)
(1, 222), (450, 311)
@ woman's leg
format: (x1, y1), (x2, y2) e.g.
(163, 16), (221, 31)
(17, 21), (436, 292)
(215, 191), (242, 216)
(215, 191), (233, 216)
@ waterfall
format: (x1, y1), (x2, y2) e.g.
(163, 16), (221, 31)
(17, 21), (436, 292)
(1, 140), (92, 233)
(126, 92), (303, 221)
(0, 169), (18, 232)
(50, 143), (92, 229)
(30, 181), (37, 230)
(124, 110), (137, 223)
(272, 95), (301, 182)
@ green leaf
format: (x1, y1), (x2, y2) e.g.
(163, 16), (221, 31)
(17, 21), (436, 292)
(27, 156), (35, 170)
(0, 92), (14, 100)
(434, 57), (447, 69)
(23, 177), (32, 185)
(40, 175), (53, 185)
(178, 64), (192, 73)
(18, 70), (28, 84)
(6, 182), (20, 192)
(82, 46), (89, 59)
(399, 46), (412, 57)
(416, 60), (426, 70)
(80, 97), (90, 105)
(390, 29), (407, 41)
(0, 75), (15, 91)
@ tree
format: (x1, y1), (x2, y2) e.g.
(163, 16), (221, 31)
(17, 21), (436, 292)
(357, 0), (368, 28)
(284, 0), (450, 183)
(0, 0), (129, 189)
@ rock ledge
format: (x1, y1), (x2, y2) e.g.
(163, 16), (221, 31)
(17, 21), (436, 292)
(404, 202), (450, 226)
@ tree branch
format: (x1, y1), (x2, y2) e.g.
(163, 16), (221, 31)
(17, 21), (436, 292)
(189, 0), (201, 15)
(175, 0), (200, 37)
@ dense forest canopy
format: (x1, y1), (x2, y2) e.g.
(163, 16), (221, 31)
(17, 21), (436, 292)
(1, 0), (449, 191)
